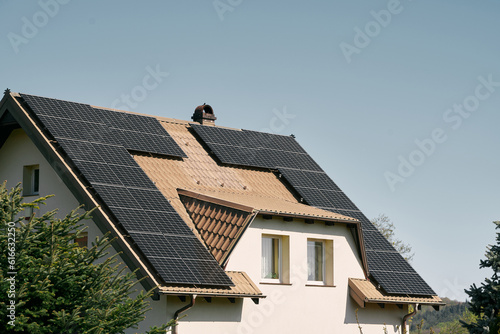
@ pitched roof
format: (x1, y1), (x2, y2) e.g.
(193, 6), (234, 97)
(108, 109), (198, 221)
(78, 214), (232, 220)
(0, 92), (438, 298)
(349, 278), (444, 307)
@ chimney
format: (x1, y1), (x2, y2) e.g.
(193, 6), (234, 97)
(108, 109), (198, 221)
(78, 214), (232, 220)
(192, 103), (216, 126)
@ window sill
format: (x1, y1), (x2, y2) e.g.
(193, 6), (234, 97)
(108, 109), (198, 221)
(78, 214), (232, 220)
(259, 282), (292, 286)
(305, 284), (336, 287)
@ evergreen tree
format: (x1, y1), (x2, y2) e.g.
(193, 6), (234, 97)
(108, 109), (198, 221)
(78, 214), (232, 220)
(462, 221), (500, 333)
(0, 182), (173, 333)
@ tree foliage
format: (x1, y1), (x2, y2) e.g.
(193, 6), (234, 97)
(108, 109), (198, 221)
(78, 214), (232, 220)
(0, 182), (173, 333)
(371, 214), (414, 262)
(462, 221), (500, 333)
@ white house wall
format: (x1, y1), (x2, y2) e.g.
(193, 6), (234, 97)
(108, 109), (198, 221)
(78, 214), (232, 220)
(218, 217), (406, 334)
(0, 129), (169, 333)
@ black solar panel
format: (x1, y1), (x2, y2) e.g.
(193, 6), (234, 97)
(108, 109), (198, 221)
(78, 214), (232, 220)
(191, 123), (436, 296)
(73, 160), (122, 186)
(21, 94), (186, 159)
(146, 257), (200, 285)
(111, 165), (156, 189)
(93, 184), (140, 209)
(56, 138), (105, 163)
(127, 188), (175, 212)
(20, 94), (232, 287)
(22, 94), (103, 122)
(130, 233), (233, 286)
(191, 124), (317, 170)
(91, 143), (138, 167)
(370, 270), (435, 295)
(145, 211), (194, 236)
(109, 207), (162, 234)
(164, 235), (216, 262)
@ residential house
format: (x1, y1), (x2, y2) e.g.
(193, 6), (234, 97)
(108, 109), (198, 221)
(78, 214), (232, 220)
(0, 91), (443, 333)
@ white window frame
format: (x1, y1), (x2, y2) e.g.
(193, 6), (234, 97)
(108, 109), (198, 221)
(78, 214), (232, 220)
(307, 239), (326, 285)
(261, 235), (282, 283)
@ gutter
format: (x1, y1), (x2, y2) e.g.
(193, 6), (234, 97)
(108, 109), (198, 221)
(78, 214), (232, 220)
(172, 294), (197, 334)
(402, 303), (418, 334)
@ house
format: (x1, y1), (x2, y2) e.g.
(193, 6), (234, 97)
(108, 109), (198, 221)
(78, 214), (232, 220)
(0, 91), (443, 333)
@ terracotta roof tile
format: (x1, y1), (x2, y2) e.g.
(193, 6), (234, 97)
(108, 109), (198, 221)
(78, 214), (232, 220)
(179, 193), (254, 264)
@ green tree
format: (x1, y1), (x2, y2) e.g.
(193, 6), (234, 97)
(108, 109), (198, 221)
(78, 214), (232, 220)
(462, 221), (500, 333)
(371, 214), (414, 262)
(0, 182), (174, 333)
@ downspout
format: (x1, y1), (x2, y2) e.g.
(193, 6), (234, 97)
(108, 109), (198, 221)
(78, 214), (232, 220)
(402, 303), (418, 334)
(172, 295), (197, 334)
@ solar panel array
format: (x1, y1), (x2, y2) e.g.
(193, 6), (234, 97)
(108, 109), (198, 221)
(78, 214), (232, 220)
(191, 124), (436, 295)
(21, 94), (232, 286)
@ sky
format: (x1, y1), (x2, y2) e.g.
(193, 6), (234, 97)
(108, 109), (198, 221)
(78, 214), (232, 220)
(1, 0), (499, 302)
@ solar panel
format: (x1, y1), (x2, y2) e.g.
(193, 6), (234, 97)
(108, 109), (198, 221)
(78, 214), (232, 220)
(56, 138), (105, 163)
(185, 258), (235, 285)
(98, 108), (167, 136)
(21, 94), (103, 122)
(191, 124), (316, 170)
(111, 165), (156, 189)
(163, 235), (216, 262)
(127, 188), (175, 212)
(145, 211), (194, 236)
(73, 160), (122, 186)
(21, 94), (232, 287)
(130, 233), (233, 286)
(110, 207), (162, 234)
(370, 270), (435, 295)
(92, 184), (140, 209)
(91, 143), (138, 167)
(146, 256), (201, 285)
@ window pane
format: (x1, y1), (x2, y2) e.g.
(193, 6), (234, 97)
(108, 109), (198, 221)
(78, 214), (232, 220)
(33, 169), (40, 193)
(308, 241), (324, 281)
(262, 237), (280, 279)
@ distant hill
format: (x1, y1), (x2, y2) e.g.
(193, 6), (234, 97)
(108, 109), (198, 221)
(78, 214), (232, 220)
(409, 298), (470, 333)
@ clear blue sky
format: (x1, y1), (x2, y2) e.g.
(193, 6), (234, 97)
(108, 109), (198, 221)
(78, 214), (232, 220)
(2, 0), (499, 301)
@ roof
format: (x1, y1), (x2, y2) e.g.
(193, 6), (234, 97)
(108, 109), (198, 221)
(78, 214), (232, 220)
(160, 271), (264, 298)
(0, 91), (439, 298)
(349, 278), (444, 307)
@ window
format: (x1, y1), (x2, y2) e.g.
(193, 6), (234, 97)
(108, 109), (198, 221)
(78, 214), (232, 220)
(23, 165), (40, 196)
(262, 236), (280, 280)
(261, 235), (290, 283)
(308, 240), (324, 282)
(307, 239), (334, 286)
(72, 232), (88, 248)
